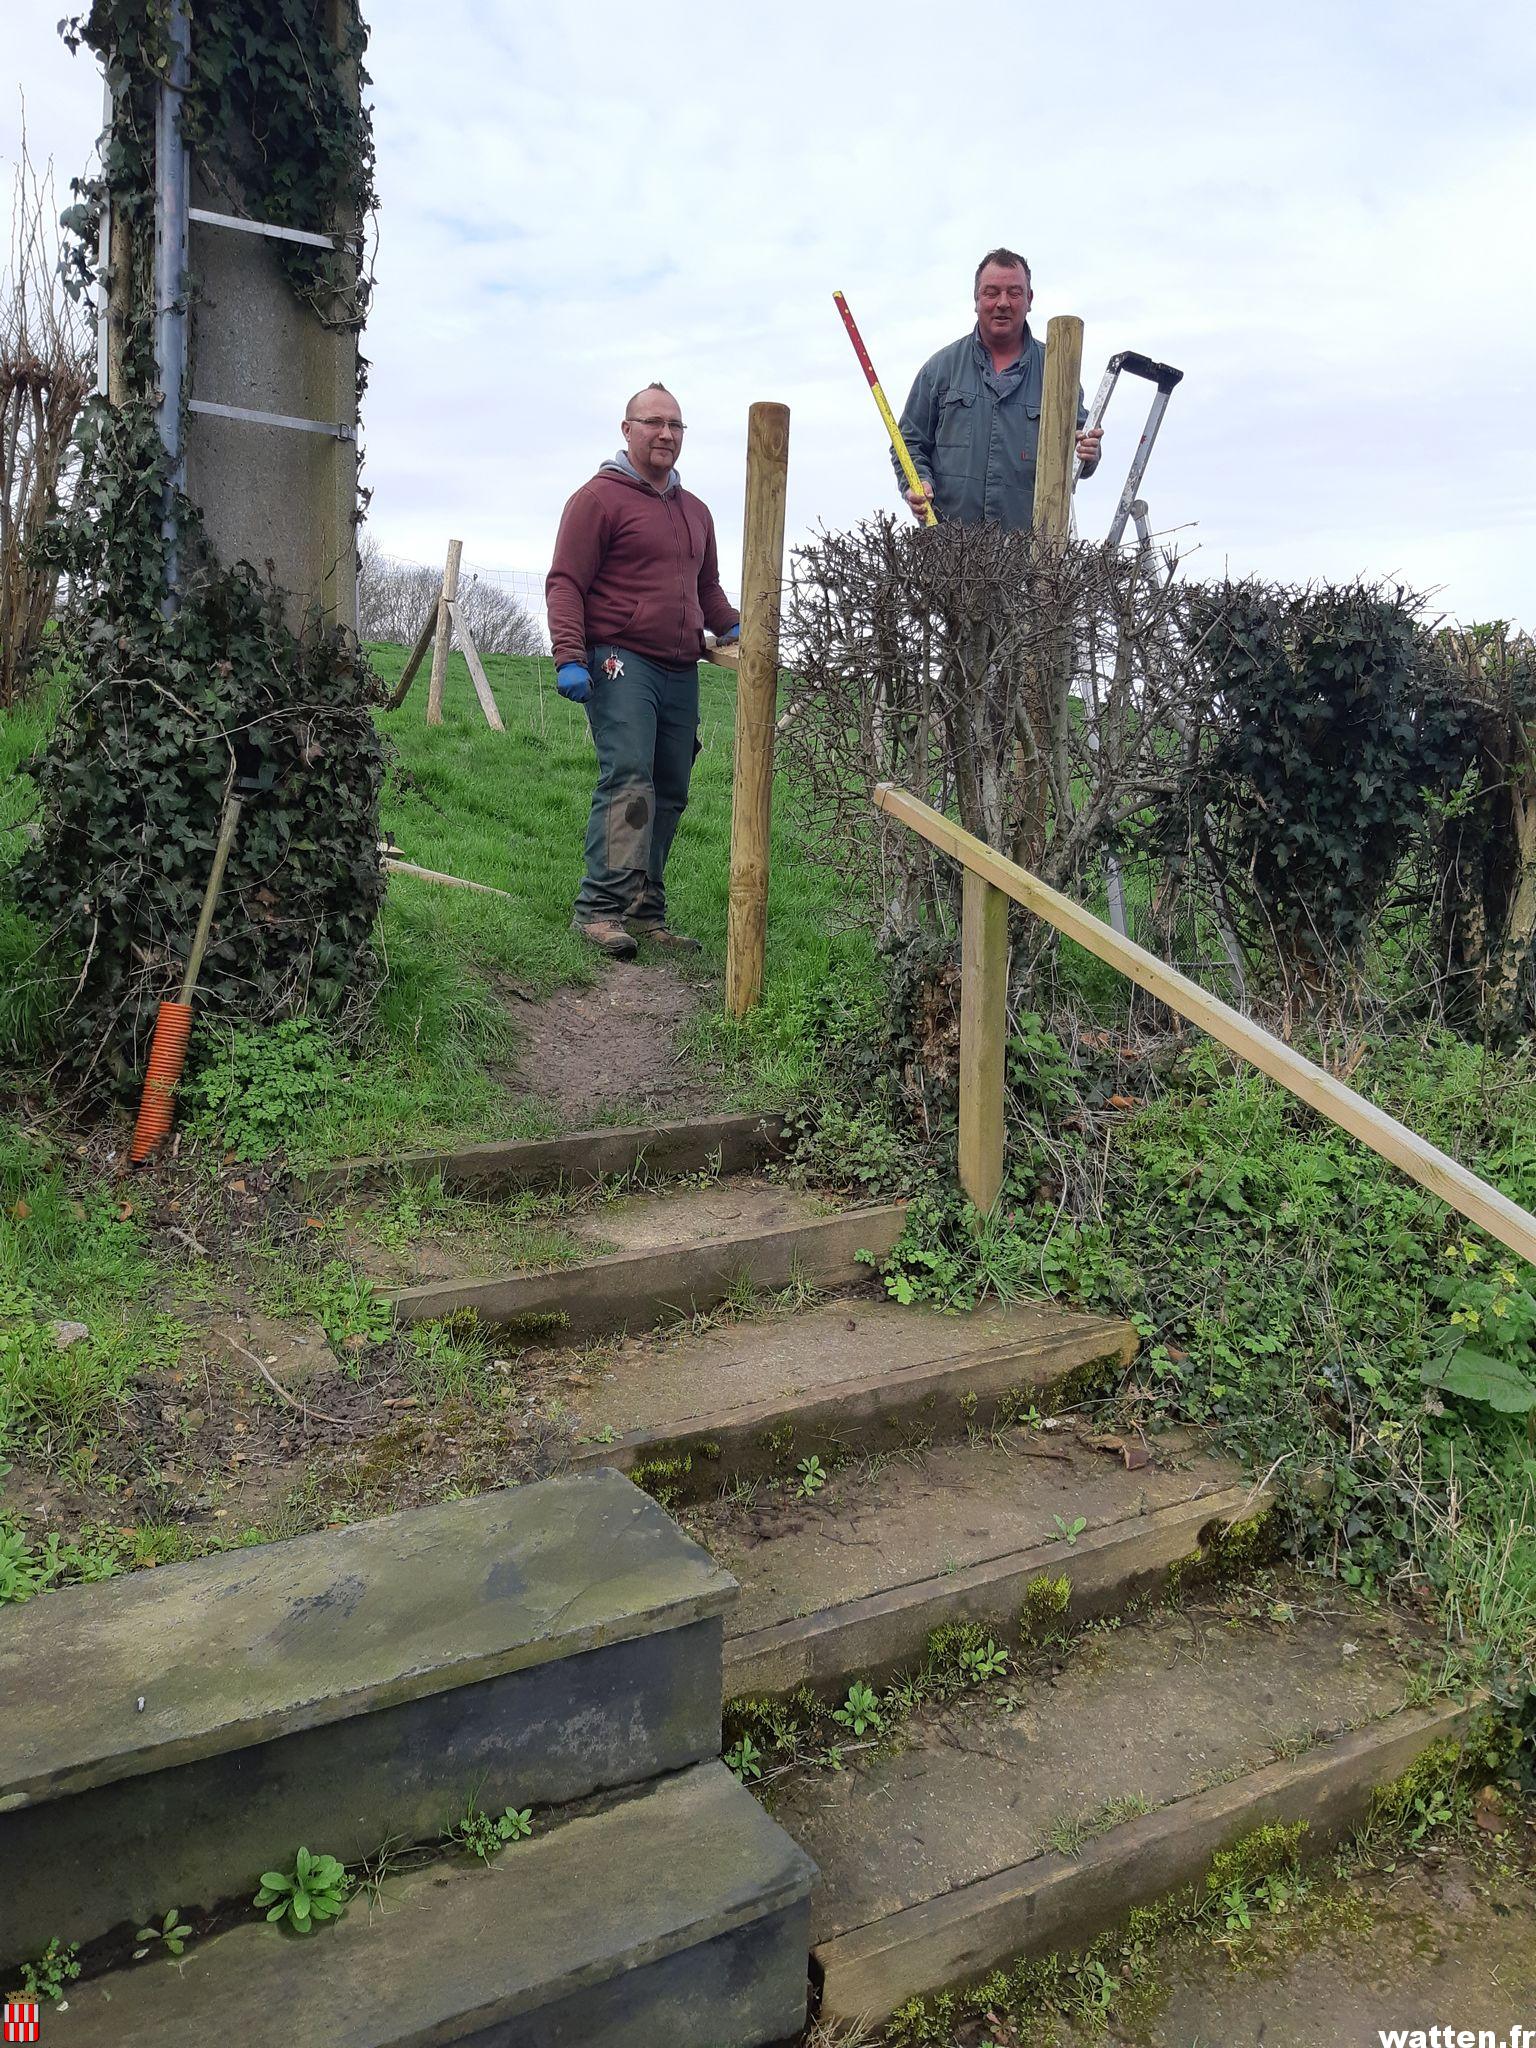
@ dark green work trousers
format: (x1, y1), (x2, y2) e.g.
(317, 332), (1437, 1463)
(573, 643), (699, 926)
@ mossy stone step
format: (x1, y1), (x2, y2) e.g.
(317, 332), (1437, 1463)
(306, 1109), (787, 1201)
(53, 1761), (816, 2048)
(714, 1423), (1272, 1699)
(566, 1297), (1137, 1500)
(0, 1471), (733, 1969)
(766, 1590), (1473, 2023)
(387, 1193), (906, 1342)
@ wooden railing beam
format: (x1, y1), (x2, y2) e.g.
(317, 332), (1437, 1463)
(874, 781), (1536, 1270)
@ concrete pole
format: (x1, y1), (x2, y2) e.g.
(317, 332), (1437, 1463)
(725, 403), (790, 1019)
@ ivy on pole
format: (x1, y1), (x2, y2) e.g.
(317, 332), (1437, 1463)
(25, 1), (386, 1093)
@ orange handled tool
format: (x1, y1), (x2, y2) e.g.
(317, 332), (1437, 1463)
(833, 290), (937, 526)
(130, 789), (243, 1163)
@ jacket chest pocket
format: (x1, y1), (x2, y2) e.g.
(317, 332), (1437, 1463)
(936, 392), (974, 446)
(1016, 401), (1042, 463)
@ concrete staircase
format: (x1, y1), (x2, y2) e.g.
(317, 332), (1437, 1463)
(316, 1111), (1471, 2035)
(3, 1470), (814, 2046)
(9, 1113), (1474, 2044)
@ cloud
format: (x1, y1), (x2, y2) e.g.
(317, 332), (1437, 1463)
(5, 0), (1532, 620)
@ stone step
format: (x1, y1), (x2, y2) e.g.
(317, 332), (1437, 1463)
(54, 1761), (816, 2048)
(565, 1296), (1137, 1502)
(712, 1423), (1271, 1701)
(306, 1109), (786, 1203)
(765, 1590), (1472, 2024)
(0, 1471), (733, 1969)
(386, 1182), (906, 1343)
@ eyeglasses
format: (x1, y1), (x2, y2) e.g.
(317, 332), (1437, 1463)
(627, 415), (687, 432)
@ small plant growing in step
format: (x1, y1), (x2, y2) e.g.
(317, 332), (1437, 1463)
(1053, 1513), (1088, 1546)
(254, 1847), (350, 1932)
(958, 1638), (1010, 1685)
(448, 1796), (535, 1863)
(832, 1680), (884, 1737)
(1217, 1881), (1253, 1932)
(10, 1937), (80, 2005)
(725, 1732), (763, 1782)
(133, 1908), (190, 1960)
(794, 1454), (827, 1499)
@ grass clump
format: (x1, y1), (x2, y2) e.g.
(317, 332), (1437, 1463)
(0, 1126), (184, 1479)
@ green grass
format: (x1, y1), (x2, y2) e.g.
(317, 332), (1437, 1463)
(0, 1123), (185, 1484)
(0, 647), (875, 1164)
(196, 644), (876, 1162)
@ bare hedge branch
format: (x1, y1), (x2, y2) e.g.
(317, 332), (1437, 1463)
(1, 125), (93, 706)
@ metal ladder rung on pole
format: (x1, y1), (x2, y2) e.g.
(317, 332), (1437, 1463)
(187, 398), (355, 441)
(188, 206), (341, 251)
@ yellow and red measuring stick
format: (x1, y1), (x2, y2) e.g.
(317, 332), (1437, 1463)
(833, 289), (937, 526)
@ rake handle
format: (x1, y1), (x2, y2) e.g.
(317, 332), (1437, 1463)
(179, 792), (243, 1002)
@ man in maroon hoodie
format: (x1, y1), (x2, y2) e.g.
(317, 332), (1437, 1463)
(546, 383), (740, 958)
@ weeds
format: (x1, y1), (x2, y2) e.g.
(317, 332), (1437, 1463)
(446, 1794), (534, 1864)
(795, 1453), (828, 1499)
(253, 1847), (350, 1933)
(132, 1908), (190, 1960)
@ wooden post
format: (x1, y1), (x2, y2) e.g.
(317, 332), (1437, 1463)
(448, 602), (507, 732)
(725, 402), (790, 1018)
(959, 869), (1008, 1212)
(1034, 314), (1084, 540)
(425, 537), (462, 726)
(384, 594), (441, 710)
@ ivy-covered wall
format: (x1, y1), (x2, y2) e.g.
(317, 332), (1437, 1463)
(25, 1), (386, 1093)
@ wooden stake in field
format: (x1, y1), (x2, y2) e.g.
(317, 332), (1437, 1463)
(384, 536), (506, 732)
(725, 402), (791, 1019)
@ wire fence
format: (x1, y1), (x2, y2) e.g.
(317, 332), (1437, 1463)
(357, 541), (551, 655)
(359, 541), (743, 659)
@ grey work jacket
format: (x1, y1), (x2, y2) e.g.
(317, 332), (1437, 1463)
(894, 324), (1086, 530)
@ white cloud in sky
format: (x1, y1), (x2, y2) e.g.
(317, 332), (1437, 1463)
(5, 0), (1533, 619)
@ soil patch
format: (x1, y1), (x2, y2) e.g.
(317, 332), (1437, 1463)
(505, 959), (728, 1126)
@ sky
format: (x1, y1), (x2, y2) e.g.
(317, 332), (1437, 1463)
(4, 0), (1534, 623)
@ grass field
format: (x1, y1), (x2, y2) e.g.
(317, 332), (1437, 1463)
(319, 642), (875, 1160)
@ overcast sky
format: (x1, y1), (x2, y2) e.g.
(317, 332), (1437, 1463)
(5, 0), (1533, 622)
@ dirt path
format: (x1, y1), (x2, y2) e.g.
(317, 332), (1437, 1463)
(505, 958), (731, 1127)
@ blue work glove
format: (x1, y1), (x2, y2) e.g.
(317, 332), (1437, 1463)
(719, 623), (740, 644)
(556, 661), (591, 704)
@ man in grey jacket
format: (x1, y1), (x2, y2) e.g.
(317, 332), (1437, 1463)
(895, 248), (1103, 528)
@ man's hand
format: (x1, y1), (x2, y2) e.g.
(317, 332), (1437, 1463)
(905, 480), (936, 524)
(719, 622), (740, 644)
(556, 661), (592, 704)
(1076, 427), (1103, 474)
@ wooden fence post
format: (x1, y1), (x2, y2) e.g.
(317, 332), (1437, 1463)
(1034, 315), (1083, 540)
(425, 537), (462, 727)
(959, 869), (1008, 1212)
(725, 402), (790, 1019)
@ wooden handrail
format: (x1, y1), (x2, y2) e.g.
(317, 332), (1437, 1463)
(874, 780), (1536, 1266)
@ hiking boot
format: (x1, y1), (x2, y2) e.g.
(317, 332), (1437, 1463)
(572, 917), (638, 960)
(626, 921), (701, 952)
